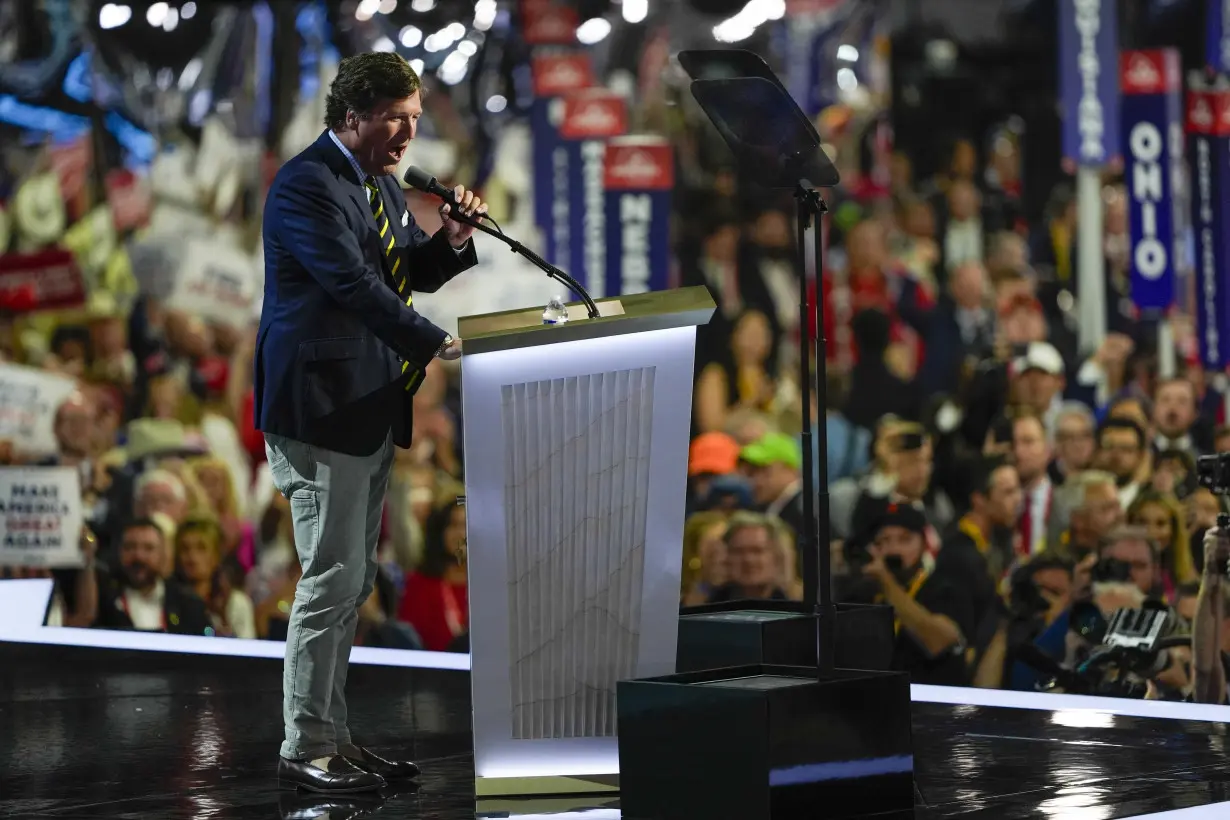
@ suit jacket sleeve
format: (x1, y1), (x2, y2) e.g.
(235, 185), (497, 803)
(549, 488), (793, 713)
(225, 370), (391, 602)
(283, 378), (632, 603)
(400, 211), (478, 294)
(273, 165), (449, 367)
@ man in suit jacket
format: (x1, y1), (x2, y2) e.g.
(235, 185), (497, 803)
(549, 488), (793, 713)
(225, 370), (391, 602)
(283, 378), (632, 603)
(256, 52), (483, 794)
(93, 517), (212, 635)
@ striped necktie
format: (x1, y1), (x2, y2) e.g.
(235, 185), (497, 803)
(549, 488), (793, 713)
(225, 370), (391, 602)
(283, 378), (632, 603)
(364, 177), (420, 391)
(364, 177), (409, 302)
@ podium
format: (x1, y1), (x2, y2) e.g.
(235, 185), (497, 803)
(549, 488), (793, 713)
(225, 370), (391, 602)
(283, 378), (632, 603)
(459, 286), (716, 798)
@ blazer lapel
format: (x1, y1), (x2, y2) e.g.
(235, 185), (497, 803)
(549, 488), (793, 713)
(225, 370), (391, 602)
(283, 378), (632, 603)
(314, 130), (399, 284)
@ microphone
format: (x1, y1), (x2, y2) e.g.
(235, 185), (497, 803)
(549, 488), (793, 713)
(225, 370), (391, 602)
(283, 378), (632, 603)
(402, 166), (600, 319)
(403, 166), (471, 217)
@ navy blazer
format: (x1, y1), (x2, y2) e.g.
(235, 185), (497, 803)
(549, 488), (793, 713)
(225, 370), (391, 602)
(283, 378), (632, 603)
(255, 131), (477, 456)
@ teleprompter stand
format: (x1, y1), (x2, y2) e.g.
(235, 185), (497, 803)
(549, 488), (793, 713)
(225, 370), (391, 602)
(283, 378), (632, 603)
(618, 52), (912, 820)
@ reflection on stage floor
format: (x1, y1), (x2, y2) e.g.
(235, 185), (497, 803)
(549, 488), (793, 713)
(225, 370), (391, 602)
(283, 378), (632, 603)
(1, 642), (1228, 819)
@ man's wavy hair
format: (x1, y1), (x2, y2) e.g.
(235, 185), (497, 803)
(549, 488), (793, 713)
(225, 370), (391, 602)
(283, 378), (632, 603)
(324, 52), (422, 129)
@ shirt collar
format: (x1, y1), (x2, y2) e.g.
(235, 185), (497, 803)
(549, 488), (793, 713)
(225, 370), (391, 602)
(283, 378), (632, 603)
(125, 578), (165, 604)
(328, 129), (367, 184)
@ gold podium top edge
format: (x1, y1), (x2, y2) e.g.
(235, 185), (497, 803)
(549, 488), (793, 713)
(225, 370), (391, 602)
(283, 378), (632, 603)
(457, 286), (716, 355)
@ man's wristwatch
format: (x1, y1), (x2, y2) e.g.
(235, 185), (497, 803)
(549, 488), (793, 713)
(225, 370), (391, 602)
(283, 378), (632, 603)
(434, 334), (454, 358)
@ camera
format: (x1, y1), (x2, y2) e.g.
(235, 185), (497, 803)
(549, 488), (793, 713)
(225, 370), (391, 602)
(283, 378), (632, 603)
(1071, 603), (1189, 698)
(1090, 557), (1133, 586)
(1197, 453), (1230, 495)
(1195, 453), (1230, 561)
(1015, 601), (1188, 699)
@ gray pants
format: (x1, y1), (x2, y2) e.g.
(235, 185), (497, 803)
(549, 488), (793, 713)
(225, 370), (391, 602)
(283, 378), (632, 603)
(264, 432), (394, 760)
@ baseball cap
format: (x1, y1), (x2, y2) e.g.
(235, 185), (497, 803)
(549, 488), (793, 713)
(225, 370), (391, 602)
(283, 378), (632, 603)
(689, 432), (740, 477)
(700, 473), (754, 511)
(872, 501), (928, 537)
(1012, 341), (1064, 377)
(739, 432), (802, 470)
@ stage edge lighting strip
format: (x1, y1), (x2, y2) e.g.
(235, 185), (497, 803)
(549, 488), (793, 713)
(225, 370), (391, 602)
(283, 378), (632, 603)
(4, 577), (1230, 725)
(0, 578), (468, 671)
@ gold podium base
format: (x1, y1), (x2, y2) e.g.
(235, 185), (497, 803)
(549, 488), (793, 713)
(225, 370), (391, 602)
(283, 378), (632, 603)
(474, 772), (619, 798)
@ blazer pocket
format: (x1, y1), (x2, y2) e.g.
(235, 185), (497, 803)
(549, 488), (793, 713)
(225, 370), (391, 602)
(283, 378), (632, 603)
(298, 337), (363, 419)
(299, 337), (363, 362)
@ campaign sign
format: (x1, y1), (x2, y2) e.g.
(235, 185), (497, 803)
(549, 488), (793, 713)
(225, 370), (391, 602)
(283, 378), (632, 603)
(530, 54), (593, 262)
(1120, 50), (1182, 310)
(1058, 0), (1121, 167)
(521, 2), (578, 45)
(559, 91), (627, 299)
(0, 249), (86, 312)
(0, 467), (83, 569)
(1187, 88), (1230, 367)
(169, 237), (257, 327)
(0, 363), (78, 457)
(603, 137), (673, 296)
(1208, 0), (1230, 73)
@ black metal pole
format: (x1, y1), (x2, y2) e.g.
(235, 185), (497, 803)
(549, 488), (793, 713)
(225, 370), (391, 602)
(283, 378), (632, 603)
(796, 192), (819, 613)
(811, 191), (835, 678)
(795, 183), (835, 678)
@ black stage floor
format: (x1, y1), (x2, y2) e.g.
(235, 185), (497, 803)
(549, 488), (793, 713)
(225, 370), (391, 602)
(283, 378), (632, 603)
(2, 643), (1229, 819)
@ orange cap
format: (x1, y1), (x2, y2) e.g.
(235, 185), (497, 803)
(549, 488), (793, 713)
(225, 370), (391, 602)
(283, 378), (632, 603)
(688, 432), (740, 477)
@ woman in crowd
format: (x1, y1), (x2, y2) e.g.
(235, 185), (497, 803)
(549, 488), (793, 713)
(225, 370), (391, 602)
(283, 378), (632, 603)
(174, 518), (256, 639)
(188, 455), (256, 573)
(398, 498), (468, 652)
(693, 309), (779, 434)
(681, 511), (729, 606)
(1126, 490), (1196, 599)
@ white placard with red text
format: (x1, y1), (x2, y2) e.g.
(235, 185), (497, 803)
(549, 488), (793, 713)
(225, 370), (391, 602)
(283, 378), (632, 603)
(0, 467), (83, 569)
(168, 237), (257, 327)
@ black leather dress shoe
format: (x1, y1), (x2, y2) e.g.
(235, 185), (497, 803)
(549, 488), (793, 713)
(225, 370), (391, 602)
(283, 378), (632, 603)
(278, 755), (387, 793)
(342, 745), (421, 781)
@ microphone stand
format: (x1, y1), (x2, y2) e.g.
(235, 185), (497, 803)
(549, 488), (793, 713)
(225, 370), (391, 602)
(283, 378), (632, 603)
(794, 182), (834, 677)
(446, 210), (601, 320)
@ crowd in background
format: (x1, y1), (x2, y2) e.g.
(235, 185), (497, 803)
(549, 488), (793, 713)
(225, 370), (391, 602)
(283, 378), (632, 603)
(681, 128), (1230, 698)
(2, 56), (1228, 700)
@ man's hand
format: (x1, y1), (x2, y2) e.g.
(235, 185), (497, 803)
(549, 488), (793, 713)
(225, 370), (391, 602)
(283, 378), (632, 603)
(438, 337), (462, 361)
(80, 526), (97, 566)
(440, 185), (488, 248)
(862, 554), (891, 586)
(1204, 527), (1230, 579)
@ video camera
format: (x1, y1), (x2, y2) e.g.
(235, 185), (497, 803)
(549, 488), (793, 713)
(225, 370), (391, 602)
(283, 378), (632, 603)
(1197, 453), (1230, 531)
(1015, 600), (1188, 699)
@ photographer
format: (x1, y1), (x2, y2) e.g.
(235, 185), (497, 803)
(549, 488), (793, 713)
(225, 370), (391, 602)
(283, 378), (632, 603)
(1192, 528), (1230, 704)
(1004, 551), (1075, 691)
(849, 503), (976, 686)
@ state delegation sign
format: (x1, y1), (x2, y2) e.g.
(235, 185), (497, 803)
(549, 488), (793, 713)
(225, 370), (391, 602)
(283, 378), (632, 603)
(0, 467), (84, 569)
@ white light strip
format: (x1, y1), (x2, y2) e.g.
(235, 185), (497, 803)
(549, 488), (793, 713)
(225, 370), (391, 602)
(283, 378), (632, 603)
(5, 579), (1230, 725)
(910, 683), (1230, 724)
(0, 623), (471, 670)
(0, 579), (469, 671)
(1119, 805), (1230, 820)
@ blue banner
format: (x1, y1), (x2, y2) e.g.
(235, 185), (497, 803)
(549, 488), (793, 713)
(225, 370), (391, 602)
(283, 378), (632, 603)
(1121, 50), (1182, 311)
(529, 54), (593, 266)
(603, 137), (673, 296)
(1188, 89), (1230, 367)
(1208, 0), (1230, 73)
(531, 98), (560, 261)
(1059, 0), (1121, 167)
(557, 91), (626, 298)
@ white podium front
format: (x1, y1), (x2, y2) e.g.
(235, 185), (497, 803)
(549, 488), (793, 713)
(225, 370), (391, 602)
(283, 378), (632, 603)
(458, 287), (715, 797)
